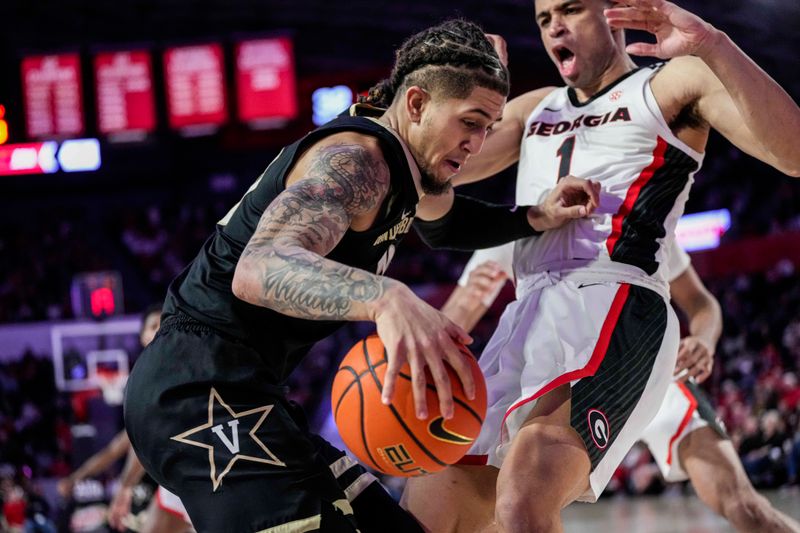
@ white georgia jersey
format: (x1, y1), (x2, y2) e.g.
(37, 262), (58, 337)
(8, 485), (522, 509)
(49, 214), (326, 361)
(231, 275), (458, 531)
(514, 65), (704, 297)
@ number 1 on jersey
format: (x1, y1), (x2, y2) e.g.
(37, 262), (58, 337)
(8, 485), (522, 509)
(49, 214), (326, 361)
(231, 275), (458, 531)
(556, 136), (576, 180)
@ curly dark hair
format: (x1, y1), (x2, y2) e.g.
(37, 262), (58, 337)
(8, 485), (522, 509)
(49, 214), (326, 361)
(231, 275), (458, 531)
(360, 19), (510, 107)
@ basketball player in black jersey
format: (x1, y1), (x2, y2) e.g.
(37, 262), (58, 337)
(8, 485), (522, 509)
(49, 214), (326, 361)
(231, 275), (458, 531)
(124, 19), (599, 533)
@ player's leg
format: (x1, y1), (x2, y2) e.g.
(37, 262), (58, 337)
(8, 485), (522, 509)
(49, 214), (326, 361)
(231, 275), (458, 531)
(404, 389), (588, 533)
(311, 434), (426, 533)
(494, 383), (589, 533)
(494, 282), (679, 533)
(681, 426), (800, 533)
(401, 464), (498, 533)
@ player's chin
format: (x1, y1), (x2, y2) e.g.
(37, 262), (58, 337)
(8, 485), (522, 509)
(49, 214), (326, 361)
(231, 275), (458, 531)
(440, 172), (457, 189)
(436, 165), (458, 184)
(420, 172), (453, 196)
(561, 73), (582, 87)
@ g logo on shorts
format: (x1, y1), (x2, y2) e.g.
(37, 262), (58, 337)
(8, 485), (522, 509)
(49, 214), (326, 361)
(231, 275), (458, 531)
(587, 409), (610, 450)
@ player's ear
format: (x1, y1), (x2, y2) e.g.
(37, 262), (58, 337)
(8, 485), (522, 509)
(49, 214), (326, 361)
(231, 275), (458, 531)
(405, 86), (430, 124)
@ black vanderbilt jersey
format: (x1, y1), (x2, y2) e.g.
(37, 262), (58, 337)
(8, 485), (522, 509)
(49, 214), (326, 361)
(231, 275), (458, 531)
(163, 105), (420, 382)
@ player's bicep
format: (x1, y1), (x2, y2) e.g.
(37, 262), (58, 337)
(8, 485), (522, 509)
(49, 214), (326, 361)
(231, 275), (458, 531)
(700, 85), (776, 164)
(244, 142), (390, 258)
(659, 58), (772, 164)
(248, 179), (352, 258)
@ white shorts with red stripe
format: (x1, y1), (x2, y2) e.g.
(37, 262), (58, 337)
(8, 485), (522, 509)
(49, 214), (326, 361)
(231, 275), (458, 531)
(640, 381), (711, 482)
(156, 486), (192, 525)
(461, 272), (679, 502)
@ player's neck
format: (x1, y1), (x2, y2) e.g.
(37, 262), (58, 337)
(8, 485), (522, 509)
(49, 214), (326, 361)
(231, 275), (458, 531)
(375, 108), (427, 200)
(571, 54), (637, 103)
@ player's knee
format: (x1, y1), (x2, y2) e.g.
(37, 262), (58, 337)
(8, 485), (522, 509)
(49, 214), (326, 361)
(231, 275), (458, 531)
(516, 422), (573, 452)
(494, 424), (586, 532)
(511, 423), (582, 473)
(501, 422), (585, 492)
(495, 492), (556, 533)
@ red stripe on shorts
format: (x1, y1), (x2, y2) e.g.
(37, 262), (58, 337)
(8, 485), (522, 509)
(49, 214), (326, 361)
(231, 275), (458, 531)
(666, 381), (698, 466)
(499, 283), (632, 441)
(156, 487), (189, 521)
(606, 137), (667, 257)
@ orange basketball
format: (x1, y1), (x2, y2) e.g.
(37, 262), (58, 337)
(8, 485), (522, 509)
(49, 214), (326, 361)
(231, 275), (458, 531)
(331, 334), (487, 477)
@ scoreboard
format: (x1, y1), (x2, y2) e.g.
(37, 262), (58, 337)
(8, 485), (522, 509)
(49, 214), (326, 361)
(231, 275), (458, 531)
(94, 50), (157, 137)
(163, 43), (228, 130)
(235, 37), (298, 125)
(21, 53), (85, 138)
(14, 36), (301, 143)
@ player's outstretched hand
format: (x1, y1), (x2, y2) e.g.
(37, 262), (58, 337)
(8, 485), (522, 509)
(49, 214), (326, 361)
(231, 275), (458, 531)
(674, 335), (714, 383)
(604, 0), (718, 59)
(465, 261), (507, 303)
(529, 175), (600, 231)
(373, 282), (475, 421)
(57, 478), (74, 499)
(107, 485), (133, 531)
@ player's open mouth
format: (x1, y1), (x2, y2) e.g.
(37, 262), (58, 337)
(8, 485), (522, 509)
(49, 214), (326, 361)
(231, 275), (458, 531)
(553, 46), (577, 77)
(445, 159), (462, 173)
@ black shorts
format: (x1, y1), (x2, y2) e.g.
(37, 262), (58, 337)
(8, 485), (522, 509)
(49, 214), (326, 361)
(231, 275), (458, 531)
(124, 314), (360, 532)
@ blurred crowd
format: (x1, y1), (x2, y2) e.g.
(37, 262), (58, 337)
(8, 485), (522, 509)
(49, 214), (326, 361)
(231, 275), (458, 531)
(1, 353), (70, 531)
(0, 213), (111, 323)
(0, 353), (71, 481)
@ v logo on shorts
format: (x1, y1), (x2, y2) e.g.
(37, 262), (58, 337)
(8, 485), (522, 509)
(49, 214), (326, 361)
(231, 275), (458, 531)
(211, 420), (240, 454)
(171, 388), (286, 491)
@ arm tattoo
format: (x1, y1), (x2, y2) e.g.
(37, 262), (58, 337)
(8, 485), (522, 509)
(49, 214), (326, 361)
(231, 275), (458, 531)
(253, 248), (388, 319)
(238, 142), (393, 320)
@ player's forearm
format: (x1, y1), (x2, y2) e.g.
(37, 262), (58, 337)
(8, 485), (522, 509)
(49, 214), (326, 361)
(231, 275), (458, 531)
(415, 195), (539, 251)
(71, 454), (118, 482)
(441, 285), (490, 333)
(698, 30), (800, 176)
(71, 433), (130, 481)
(686, 296), (722, 353)
(233, 243), (395, 322)
(117, 448), (146, 488)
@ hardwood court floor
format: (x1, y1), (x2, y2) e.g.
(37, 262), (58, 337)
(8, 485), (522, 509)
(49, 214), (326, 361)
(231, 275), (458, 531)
(563, 488), (800, 532)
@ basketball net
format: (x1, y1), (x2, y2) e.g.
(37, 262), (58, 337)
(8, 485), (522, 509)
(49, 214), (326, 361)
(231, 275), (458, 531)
(95, 369), (128, 406)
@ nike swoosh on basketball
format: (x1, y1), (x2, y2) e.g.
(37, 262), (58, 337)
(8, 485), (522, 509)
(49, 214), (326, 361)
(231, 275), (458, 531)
(428, 417), (474, 445)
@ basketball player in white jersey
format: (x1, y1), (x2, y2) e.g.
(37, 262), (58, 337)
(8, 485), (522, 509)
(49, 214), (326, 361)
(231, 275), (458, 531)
(422, 242), (800, 532)
(639, 244), (800, 533)
(403, 1), (800, 531)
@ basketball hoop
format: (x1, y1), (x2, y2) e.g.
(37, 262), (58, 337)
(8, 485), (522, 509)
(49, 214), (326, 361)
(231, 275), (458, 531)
(95, 369), (128, 406)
